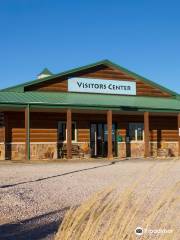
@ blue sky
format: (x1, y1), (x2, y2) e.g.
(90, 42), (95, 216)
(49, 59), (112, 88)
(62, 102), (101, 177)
(0, 0), (179, 93)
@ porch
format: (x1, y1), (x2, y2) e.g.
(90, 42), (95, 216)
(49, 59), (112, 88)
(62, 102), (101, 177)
(0, 106), (179, 161)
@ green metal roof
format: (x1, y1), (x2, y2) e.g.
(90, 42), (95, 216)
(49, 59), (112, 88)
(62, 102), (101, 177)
(0, 59), (179, 112)
(0, 91), (179, 112)
(1, 59), (178, 97)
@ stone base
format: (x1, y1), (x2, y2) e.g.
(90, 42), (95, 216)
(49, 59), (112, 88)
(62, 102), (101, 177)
(10, 144), (25, 160)
(8, 143), (58, 160)
(118, 142), (179, 158)
(117, 142), (126, 158)
(4, 142), (90, 160)
(0, 144), (5, 160)
(118, 142), (144, 158)
(166, 142), (178, 157)
(31, 144), (57, 160)
(2, 141), (179, 160)
(150, 142), (178, 157)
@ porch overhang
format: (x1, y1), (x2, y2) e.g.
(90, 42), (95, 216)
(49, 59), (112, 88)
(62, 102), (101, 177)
(0, 103), (180, 113)
(0, 91), (179, 113)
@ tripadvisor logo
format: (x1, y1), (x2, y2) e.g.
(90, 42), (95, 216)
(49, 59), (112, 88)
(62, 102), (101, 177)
(135, 227), (143, 236)
(135, 226), (173, 236)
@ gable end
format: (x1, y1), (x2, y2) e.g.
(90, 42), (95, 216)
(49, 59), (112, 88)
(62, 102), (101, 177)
(25, 64), (173, 98)
(1, 60), (178, 98)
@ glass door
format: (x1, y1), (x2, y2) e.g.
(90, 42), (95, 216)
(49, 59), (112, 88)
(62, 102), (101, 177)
(97, 123), (104, 157)
(90, 123), (117, 157)
(90, 124), (97, 156)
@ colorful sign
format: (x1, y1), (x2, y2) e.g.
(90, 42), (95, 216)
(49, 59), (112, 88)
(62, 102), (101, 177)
(68, 78), (136, 95)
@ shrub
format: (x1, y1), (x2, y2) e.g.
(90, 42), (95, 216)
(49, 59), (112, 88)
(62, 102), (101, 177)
(55, 161), (179, 240)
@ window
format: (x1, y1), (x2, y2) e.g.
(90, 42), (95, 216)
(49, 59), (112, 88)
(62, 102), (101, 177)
(128, 123), (144, 141)
(58, 122), (77, 142)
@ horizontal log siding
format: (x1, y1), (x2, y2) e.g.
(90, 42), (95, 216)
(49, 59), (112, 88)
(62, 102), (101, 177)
(27, 78), (67, 92)
(77, 121), (89, 142)
(5, 112), (62, 143)
(0, 128), (4, 142)
(0, 112), (4, 142)
(25, 66), (171, 97)
(150, 116), (178, 141)
(5, 112), (178, 143)
(116, 115), (178, 142)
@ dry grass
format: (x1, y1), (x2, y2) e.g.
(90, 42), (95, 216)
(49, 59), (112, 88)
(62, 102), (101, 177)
(55, 161), (180, 240)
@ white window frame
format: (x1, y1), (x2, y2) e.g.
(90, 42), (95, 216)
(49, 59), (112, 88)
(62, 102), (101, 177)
(58, 121), (77, 143)
(129, 123), (144, 142)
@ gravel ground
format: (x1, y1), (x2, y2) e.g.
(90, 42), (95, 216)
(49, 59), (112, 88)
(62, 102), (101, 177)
(0, 159), (179, 240)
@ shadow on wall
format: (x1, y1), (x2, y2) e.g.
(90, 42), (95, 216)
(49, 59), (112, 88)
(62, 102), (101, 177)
(0, 208), (69, 240)
(157, 129), (161, 149)
(5, 144), (12, 160)
(57, 142), (64, 159)
(126, 142), (131, 157)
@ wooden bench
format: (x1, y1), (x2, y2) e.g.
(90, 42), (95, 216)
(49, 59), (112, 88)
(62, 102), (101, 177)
(59, 144), (84, 158)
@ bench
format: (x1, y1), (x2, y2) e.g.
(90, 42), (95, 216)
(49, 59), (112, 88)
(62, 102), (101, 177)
(59, 144), (84, 158)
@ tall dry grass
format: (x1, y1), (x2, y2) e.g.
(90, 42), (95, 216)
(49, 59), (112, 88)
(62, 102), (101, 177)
(55, 161), (180, 240)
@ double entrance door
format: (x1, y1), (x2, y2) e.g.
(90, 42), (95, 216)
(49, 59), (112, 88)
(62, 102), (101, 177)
(90, 123), (117, 157)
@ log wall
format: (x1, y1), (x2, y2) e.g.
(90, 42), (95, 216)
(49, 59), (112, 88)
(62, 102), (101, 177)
(4, 112), (178, 143)
(25, 65), (171, 98)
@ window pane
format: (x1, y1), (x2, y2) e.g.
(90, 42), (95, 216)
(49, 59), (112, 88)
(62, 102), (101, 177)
(129, 123), (144, 141)
(104, 124), (108, 142)
(103, 124), (116, 142)
(72, 123), (75, 141)
(59, 123), (66, 141)
(129, 123), (136, 141)
(97, 124), (103, 140)
(59, 122), (76, 141)
(90, 124), (96, 141)
(137, 126), (143, 141)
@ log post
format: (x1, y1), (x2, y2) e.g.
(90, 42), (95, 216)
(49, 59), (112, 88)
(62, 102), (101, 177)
(178, 113), (180, 157)
(4, 112), (9, 160)
(144, 112), (150, 157)
(107, 110), (113, 160)
(25, 105), (30, 160)
(67, 109), (72, 159)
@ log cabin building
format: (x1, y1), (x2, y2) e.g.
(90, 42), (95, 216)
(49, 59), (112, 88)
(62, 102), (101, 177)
(0, 59), (180, 161)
